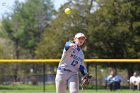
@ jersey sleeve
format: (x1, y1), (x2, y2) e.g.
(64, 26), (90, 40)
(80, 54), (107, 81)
(64, 42), (71, 51)
(79, 61), (88, 76)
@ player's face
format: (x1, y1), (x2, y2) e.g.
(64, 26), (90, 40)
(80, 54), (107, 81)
(75, 36), (86, 46)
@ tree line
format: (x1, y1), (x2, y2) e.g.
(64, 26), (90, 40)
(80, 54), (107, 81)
(0, 0), (139, 82)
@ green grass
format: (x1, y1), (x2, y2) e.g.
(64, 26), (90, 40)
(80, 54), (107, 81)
(0, 84), (139, 93)
(0, 89), (140, 93)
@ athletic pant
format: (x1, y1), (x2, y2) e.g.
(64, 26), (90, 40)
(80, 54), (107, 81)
(55, 70), (79, 93)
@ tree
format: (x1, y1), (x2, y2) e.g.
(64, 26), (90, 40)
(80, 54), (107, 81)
(2, 0), (55, 82)
(36, 0), (96, 58)
(86, 0), (140, 77)
(2, 1), (26, 59)
(2, 0), (55, 58)
(17, 0), (55, 58)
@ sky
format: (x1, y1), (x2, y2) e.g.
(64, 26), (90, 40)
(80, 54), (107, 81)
(0, 0), (67, 20)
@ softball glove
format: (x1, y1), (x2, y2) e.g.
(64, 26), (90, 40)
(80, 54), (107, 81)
(81, 74), (92, 86)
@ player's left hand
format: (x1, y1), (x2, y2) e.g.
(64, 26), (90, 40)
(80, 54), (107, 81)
(81, 74), (92, 86)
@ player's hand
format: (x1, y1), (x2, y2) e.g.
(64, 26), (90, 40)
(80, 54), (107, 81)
(81, 74), (92, 86)
(70, 43), (77, 49)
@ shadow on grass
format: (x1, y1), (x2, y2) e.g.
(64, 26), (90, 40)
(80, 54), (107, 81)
(0, 86), (25, 90)
(0, 85), (41, 90)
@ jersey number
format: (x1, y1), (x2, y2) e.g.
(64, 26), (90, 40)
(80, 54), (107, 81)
(71, 60), (78, 66)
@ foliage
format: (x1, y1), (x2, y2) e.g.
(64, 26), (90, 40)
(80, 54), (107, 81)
(36, 0), (95, 58)
(1, 0), (55, 82)
(18, 0), (55, 57)
(36, 0), (140, 75)
(0, 0), (140, 82)
(86, 0), (140, 59)
(85, 0), (140, 75)
(2, 0), (55, 58)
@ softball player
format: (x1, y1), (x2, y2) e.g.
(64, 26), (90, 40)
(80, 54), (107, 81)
(55, 33), (89, 93)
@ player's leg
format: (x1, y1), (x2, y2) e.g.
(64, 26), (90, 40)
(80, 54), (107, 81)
(109, 82), (113, 91)
(55, 74), (67, 93)
(68, 74), (79, 93)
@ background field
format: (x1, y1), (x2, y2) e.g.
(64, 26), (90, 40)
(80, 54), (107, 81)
(0, 84), (139, 93)
(0, 0), (140, 92)
(0, 89), (140, 93)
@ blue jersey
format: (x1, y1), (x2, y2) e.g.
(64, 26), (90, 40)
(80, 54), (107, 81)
(57, 41), (87, 74)
(105, 75), (121, 83)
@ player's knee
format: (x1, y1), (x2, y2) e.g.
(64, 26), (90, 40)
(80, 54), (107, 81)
(70, 90), (78, 93)
(71, 92), (77, 93)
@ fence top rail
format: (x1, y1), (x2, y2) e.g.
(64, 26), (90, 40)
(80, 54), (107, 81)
(0, 59), (139, 63)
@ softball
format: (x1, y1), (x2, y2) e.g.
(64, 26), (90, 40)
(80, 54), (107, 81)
(64, 8), (71, 15)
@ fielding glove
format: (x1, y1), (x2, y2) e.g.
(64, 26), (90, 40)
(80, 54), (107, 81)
(81, 74), (92, 87)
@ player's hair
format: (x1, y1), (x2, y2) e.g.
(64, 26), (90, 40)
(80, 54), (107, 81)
(69, 38), (75, 43)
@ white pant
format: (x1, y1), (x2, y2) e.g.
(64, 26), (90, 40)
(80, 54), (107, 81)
(55, 70), (79, 93)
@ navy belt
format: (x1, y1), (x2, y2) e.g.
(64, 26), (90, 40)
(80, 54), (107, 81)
(58, 67), (72, 72)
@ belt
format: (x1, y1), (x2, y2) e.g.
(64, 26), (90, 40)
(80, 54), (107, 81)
(58, 67), (72, 72)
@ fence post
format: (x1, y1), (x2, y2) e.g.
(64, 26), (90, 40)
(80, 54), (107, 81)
(43, 63), (46, 92)
(95, 62), (98, 91)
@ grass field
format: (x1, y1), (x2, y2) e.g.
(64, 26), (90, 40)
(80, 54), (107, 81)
(0, 89), (140, 93)
(0, 84), (139, 93)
